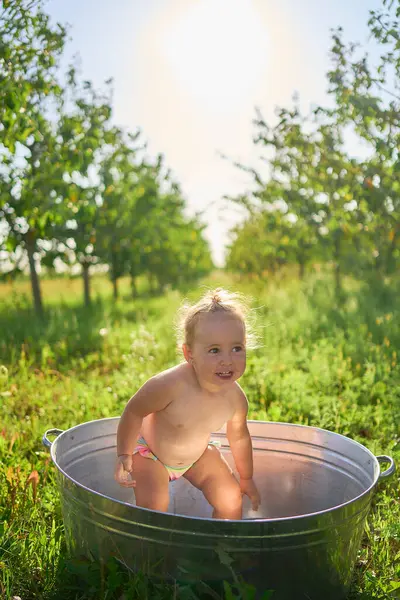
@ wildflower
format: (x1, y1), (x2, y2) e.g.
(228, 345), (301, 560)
(99, 328), (108, 336)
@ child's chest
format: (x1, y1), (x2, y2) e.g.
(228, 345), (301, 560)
(161, 393), (235, 433)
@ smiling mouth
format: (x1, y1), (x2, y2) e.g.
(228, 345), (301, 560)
(216, 371), (233, 378)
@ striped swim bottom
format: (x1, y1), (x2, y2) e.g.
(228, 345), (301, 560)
(133, 436), (221, 481)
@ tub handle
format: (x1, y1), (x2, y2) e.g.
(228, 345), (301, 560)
(42, 428), (64, 449)
(376, 455), (396, 480)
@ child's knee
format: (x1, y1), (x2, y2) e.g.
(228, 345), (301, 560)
(216, 481), (242, 511)
(136, 494), (169, 512)
(227, 485), (243, 510)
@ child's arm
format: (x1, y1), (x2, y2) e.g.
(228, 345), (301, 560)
(115, 376), (171, 486)
(227, 387), (260, 510)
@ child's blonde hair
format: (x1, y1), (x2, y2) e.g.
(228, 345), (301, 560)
(176, 287), (257, 350)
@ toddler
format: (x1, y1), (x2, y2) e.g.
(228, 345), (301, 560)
(114, 288), (260, 519)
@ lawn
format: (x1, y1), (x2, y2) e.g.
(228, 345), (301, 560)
(0, 269), (399, 599)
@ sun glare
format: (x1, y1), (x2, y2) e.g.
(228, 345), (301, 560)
(161, 0), (269, 114)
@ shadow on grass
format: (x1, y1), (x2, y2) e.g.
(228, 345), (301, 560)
(0, 297), (144, 369)
(304, 274), (400, 362)
(44, 555), (230, 600)
(44, 557), (383, 600)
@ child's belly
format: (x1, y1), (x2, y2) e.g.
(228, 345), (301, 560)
(141, 415), (213, 467)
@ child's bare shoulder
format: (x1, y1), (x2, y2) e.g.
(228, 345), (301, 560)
(151, 362), (190, 392)
(232, 381), (249, 411)
(129, 364), (188, 415)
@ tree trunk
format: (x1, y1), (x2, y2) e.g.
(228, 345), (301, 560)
(334, 233), (342, 300)
(131, 276), (137, 298)
(334, 261), (341, 296)
(26, 232), (44, 318)
(113, 277), (118, 300)
(110, 250), (119, 300)
(385, 227), (398, 275)
(149, 273), (157, 293)
(82, 262), (91, 307)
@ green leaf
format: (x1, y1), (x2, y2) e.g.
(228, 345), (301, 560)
(223, 581), (237, 600)
(216, 547), (234, 567)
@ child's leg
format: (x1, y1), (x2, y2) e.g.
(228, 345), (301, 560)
(184, 446), (242, 519)
(131, 453), (170, 512)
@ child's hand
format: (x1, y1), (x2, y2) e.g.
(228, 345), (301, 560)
(114, 454), (136, 488)
(240, 478), (260, 511)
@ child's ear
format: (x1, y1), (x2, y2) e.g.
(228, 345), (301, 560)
(182, 344), (192, 363)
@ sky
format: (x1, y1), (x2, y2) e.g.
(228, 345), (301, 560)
(45, 0), (383, 266)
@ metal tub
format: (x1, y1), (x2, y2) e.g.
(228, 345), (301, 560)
(42, 418), (395, 600)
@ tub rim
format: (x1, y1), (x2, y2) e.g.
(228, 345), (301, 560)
(43, 417), (395, 525)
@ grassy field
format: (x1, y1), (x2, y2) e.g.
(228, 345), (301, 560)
(0, 269), (399, 599)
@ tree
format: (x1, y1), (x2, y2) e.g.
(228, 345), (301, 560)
(326, 0), (400, 278)
(226, 0), (400, 292)
(0, 0), (67, 151)
(96, 146), (213, 298)
(49, 79), (115, 306)
(0, 0), (214, 310)
(227, 102), (364, 294)
(96, 130), (151, 300)
(0, 0), (67, 315)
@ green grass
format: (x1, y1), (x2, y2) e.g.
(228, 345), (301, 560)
(0, 269), (399, 599)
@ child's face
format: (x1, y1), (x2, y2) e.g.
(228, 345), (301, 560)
(185, 312), (246, 388)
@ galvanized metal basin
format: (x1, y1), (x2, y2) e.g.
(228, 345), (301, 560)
(42, 418), (395, 600)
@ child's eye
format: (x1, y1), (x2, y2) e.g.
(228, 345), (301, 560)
(208, 348), (219, 354)
(233, 346), (243, 352)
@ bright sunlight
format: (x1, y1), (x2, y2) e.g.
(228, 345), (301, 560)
(161, 0), (269, 114)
